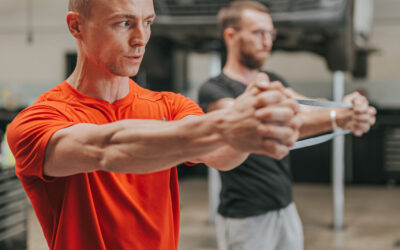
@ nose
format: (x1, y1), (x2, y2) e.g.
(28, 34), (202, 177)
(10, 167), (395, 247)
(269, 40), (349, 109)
(129, 22), (147, 48)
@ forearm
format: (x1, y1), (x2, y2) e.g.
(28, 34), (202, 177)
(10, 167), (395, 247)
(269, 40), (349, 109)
(45, 111), (228, 176)
(103, 114), (228, 174)
(298, 108), (353, 139)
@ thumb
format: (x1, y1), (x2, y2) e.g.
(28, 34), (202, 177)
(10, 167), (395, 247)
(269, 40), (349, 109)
(246, 72), (271, 95)
(343, 92), (361, 105)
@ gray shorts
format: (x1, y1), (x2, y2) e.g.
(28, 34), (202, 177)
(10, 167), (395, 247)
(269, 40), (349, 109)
(216, 203), (303, 250)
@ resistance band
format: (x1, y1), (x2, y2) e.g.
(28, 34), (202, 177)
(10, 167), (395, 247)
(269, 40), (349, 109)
(290, 99), (353, 150)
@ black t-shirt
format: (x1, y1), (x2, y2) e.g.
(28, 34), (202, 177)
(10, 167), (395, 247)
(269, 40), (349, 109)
(198, 72), (293, 218)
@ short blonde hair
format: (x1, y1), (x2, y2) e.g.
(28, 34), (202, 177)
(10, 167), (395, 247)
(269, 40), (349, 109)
(218, 0), (270, 32)
(68, 0), (92, 17)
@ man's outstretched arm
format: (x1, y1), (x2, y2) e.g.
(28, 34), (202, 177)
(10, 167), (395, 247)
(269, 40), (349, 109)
(43, 79), (300, 177)
(275, 83), (376, 139)
(292, 92), (376, 139)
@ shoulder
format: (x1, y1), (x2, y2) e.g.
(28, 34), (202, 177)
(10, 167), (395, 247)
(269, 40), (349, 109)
(8, 82), (77, 137)
(14, 83), (73, 119)
(201, 74), (229, 89)
(199, 74), (235, 96)
(8, 103), (71, 144)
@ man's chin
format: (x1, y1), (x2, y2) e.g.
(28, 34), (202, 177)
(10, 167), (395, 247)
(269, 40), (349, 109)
(110, 68), (140, 78)
(127, 66), (141, 77)
(240, 54), (268, 70)
(128, 71), (139, 77)
(245, 61), (265, 70)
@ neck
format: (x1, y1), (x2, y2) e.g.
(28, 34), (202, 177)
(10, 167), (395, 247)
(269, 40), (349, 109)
(66, 54), (130, 103)
(223, 55), (260, 86)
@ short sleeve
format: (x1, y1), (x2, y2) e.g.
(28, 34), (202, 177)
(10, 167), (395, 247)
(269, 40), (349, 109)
(7, 104), (77, 182)
(169, 93), (204, 121)
(198, 80), (236, 112)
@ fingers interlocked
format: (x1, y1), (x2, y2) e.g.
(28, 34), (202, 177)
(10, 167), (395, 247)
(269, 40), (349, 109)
(343, 92), (377, 137)
(250, 73), (301, 158)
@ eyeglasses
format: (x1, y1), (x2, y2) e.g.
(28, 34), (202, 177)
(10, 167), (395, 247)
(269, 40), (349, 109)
(254, 29), (277, 41)
(232, 27), (277, 41)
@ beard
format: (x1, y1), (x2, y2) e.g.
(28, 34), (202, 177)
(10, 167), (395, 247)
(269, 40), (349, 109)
(239, 49), (268, 70)
(238, 39), (269, 69)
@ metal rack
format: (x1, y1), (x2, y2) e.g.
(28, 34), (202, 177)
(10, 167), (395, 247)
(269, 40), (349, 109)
(383, 126), (400, 181)
(0, 168), (27, 250)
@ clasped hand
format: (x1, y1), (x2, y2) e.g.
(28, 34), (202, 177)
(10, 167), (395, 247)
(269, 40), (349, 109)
(219, 73), (301, 159)
(342, 92), (377, 136)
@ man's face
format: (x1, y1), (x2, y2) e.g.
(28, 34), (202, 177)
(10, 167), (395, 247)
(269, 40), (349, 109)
(233, 9), (275, 69)
(79, 0), (155, 77)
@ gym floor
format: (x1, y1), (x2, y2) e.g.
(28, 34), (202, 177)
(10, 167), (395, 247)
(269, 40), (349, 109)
(27, 178), (400, 250)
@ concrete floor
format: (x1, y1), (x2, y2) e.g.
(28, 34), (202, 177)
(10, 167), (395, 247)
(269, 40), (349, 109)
(27, 178), (400, 250)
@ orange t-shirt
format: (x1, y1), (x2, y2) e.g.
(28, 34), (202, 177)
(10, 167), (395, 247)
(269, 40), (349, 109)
(7, 80), (204, 250)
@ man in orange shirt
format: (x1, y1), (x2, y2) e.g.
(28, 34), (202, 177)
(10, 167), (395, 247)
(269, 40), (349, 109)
(7, 0), (301, 249)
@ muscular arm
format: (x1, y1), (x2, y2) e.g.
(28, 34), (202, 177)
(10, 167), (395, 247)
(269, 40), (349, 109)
(45, 111), (228, 177)
(44, 80), (300, 177)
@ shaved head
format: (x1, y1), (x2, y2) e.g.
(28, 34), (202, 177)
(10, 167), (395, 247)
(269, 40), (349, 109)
(68, 0), (92, 17)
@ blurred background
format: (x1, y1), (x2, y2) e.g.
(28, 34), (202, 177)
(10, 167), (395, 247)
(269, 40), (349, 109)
(0, 0), (400, 249)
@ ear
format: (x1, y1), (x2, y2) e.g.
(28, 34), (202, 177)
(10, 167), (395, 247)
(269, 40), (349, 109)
(66, 11), (83, 40)
(223, 27), (237, 45)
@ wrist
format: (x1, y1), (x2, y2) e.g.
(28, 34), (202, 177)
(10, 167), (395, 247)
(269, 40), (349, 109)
(204, 109), (229, 145)
(212, 108), (231, 144)
(174, 112), (227, 158)
(334, 108), (353, 129)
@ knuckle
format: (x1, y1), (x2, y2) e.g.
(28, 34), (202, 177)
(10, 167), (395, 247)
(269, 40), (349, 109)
(257, 124), (271, 135)
(285, 127), (294, 138)
(256, 108), (272, 120)
(264, 140), (277, 152)
(271, 81), (283, 88)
